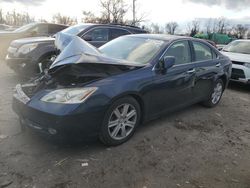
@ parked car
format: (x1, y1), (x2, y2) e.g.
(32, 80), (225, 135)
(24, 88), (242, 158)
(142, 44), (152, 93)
(0, 22), (68, 59)
(221, 40), (250, 84)
(12, 34), (231, 146)
(6, 23), (147, 76)
(0, 24), (12, 31)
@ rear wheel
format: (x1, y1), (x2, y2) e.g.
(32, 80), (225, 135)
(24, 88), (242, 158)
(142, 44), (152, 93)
(202, 79), (224, 108)
(99, 97), (141, 146)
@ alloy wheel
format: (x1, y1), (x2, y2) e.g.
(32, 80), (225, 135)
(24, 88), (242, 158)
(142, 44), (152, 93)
(108, 103), (137, 140)
(211, 82), (223, 104)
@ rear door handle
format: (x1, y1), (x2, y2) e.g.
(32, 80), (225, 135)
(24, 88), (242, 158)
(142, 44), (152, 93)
(216, 63), (221, 67)
(186, 69), (195, 74)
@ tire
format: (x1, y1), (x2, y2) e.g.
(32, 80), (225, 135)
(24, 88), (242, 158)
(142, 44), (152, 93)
(99, 97), (141, 146)
(202, 79), (224, 108)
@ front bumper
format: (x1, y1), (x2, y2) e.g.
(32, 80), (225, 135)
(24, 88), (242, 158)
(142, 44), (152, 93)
(12, 86), (106, 139)
(5, 54), (37, 75)
(231, 64), (250, 84)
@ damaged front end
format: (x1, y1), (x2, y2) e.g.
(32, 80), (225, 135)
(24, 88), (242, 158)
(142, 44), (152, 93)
(17, 34), (143, 99)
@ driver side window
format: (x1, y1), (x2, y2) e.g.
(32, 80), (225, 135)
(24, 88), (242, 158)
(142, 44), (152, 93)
(164, 41), (191, 65)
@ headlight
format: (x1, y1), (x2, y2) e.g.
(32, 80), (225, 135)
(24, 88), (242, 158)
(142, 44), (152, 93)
(244, 63), (250, 68)
(18, 43), (38, 54)
(40, 87), (97, 104)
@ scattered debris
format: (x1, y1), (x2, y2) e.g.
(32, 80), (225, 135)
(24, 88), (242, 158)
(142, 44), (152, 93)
(215, 113), (222, 117)
(54, 158), (68, 166)
(81, 162), (89, 167)
(231, 179), (240, 183)
(176, 184), (181, 187)
(0, 135), (8, 140)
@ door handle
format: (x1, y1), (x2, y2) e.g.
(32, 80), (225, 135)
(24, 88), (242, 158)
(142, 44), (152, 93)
(186, 69), (195, 74)
(216, 63), (221, 67)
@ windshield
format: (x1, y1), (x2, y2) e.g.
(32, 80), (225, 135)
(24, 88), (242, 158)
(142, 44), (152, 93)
(14, 23), (36, 33)
(99, 36), (165, 64)
(223, 40), (250, 55)
(61, 24), (91, 35)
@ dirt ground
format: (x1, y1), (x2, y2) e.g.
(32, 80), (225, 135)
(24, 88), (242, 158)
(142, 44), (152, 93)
(0, 62), (250, 188)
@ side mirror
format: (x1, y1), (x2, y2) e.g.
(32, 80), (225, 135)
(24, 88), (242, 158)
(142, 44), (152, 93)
(162, 56), (175, 69)
(154, 56), (175, 73)
(83, 35), (92, 41)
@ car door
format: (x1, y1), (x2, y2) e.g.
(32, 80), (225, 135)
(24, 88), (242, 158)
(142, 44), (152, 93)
(150, 40), (197, 117)
(82, 27), (109, 47)
(190, 41), (220, 101)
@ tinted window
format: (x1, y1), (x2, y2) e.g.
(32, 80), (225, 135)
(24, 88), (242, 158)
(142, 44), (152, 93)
(31, 24), (48, 35)
(110, 28), (130, 40)
(49, 25), (66, 35)
(193, 41), (213, 61)
(84, 28), (109, 42)
(165, 41), (191, 65)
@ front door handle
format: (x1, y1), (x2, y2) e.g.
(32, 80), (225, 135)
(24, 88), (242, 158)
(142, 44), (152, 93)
(216, 63), (221, 67)
(186, 69), (195, 74)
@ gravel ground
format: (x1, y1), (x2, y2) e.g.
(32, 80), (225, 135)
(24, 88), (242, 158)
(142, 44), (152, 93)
(0, 62), (250, 188)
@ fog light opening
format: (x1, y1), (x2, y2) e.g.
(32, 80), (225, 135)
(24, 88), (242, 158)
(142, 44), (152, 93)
(48, 128), (57, 135)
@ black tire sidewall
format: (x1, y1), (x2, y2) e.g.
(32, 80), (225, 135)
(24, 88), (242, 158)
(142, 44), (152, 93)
(99, 97), (141, 146)
(205, 79), (224, 107)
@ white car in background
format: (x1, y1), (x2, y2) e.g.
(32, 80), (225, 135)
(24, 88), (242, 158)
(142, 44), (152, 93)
(221, 40), (250, 84)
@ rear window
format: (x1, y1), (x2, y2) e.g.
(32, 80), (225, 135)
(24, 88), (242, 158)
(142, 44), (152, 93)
(193, 41), (213, 61)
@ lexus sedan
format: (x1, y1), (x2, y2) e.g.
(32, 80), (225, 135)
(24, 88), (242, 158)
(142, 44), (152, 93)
(221, 40), (250, 84)
(12, 34), (232, 146)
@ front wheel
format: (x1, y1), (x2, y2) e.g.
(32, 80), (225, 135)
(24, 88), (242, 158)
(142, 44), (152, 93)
(99, 97), (141, 146)
(202, 79), (224, 108)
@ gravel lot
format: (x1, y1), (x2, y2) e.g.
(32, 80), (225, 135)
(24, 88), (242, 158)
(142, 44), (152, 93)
(0, 62), (250, 188)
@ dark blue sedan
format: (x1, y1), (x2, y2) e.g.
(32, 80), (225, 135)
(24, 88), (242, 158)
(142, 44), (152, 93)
(12, 34), (232, 146)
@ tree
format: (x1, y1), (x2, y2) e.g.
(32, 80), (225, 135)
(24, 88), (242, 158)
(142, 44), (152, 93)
(52, 13), (77, 25)
(187, 19), (200, 37)
(131, 0), (147, 26)
(100, 0), (128, 24)
(165, 22), (178, 35)
(214, 17), (230, 34)
(82, 0), (128, 24)
(234, 24), (248, 39)
(0, 9), (4, 24)
(4, 10), (34, 26)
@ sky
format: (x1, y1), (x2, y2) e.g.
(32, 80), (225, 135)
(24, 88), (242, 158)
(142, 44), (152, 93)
(1, 0), (250, 25)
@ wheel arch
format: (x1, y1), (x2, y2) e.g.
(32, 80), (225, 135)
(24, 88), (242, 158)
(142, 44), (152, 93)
(109, 92), (146, 123)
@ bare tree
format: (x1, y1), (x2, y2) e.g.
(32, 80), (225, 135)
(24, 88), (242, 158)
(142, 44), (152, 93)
(100, 0), (128, 24)
(130, 0), (147, 26)
(233, 24), (248, 39)
(165, 22), (178, 35)
(214, 17), (230, 34)
(52, 13), (77, 25)
(82, 0), (128, 24)
(0, 9), (4, 24)
(205, 18), (213, 34)
(4, 10), (34, 26)
(187, 19), (200, 37)
(145, 23), (164, 34)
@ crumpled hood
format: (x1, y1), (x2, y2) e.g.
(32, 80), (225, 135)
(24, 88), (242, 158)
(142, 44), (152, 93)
(50, 33), (144, 70)
(222, 51), (250, 63)
(10, 37), (55, 48)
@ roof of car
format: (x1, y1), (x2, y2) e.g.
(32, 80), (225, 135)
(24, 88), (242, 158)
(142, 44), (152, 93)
(74, 23), (146, 32)
(128, 34), (193, 41)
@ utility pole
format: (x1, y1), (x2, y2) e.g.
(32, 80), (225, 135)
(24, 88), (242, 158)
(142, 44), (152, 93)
(132, 0), (136, 25)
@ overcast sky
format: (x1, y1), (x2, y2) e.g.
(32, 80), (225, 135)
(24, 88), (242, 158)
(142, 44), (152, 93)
(1, 0), (250, 24)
